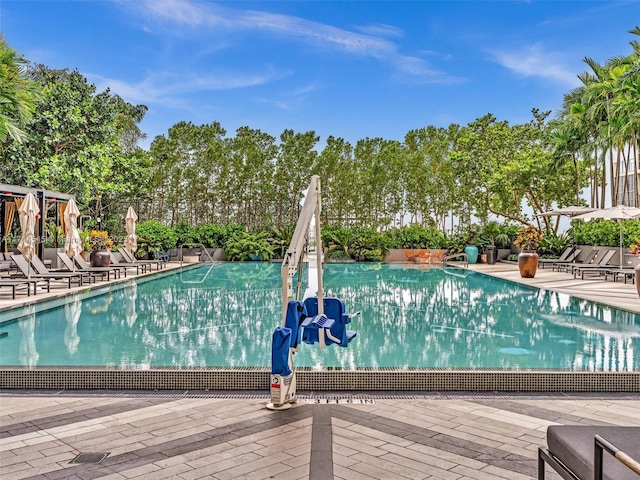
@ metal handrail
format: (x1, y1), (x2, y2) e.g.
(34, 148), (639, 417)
(443, 252), (468, 269)
(179, 243), (216, 284)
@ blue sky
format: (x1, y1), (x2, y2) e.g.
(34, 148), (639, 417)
(1, 0), (639, 149)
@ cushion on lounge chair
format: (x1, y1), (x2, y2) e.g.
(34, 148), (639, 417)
(546, 426), (640, 480)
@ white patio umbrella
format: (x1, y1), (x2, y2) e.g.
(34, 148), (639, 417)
(124, 206), (138, 255)
(574, 204), (640, 269)
(17, 192), (40, 276)
(537, 206), (598, 217)
(63, 198), (83, 267)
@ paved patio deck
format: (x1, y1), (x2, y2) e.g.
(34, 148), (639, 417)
(1, 392), (639, 479)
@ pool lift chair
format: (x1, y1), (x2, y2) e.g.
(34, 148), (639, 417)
(267, 176), (360, 411)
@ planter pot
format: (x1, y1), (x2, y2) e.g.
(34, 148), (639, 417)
(464, 245), (479, 264)
(90, 249), (111, 267)
(518, 251), (539, 278)
(487, 248), (497, 265)
(479, 253), (487, 263)
(80, 251), (91, 262)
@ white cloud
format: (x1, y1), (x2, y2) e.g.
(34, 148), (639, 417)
(353, 23), (405, 38)
(86, 67), (289, 106)
(118, 0), (457, 83)
(490, 44), (580, 87)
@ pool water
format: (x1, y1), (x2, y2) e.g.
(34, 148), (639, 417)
(0, 263), (638, 370)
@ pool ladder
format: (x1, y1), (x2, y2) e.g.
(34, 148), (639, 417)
(178, 243), (217, 284)
(442, 252), (469, 277)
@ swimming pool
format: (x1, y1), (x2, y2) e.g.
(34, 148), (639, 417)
(1, 262), (638, 371)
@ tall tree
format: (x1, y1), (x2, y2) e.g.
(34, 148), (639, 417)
(0, 36), (40, 143)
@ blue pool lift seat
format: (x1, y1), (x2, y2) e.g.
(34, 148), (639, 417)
(303, 297), (359, 347)
(284, 299), (307, 350)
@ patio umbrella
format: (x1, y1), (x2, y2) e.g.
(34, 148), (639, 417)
(17, 192), (39, 276)
(63, 198), (83, 266)
(537, 206), (598, 217)
(574, 204), (640, 269)
(124, 206), (138, 255)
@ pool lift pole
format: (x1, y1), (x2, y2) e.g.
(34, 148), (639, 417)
(267, 176), (357, 411)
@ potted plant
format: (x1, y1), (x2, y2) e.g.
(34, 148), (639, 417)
(482, 221), (510, 265)
(463, 227), (479, 264)
(88, 230), (114, 267)
(513, 224), (543, 278)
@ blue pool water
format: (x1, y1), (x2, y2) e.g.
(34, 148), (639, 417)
(0, 263), (638, 370)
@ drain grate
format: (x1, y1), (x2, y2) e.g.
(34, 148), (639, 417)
(70, 452), (110, 464)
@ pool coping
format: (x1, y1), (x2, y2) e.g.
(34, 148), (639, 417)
(1, 261), (639, 392)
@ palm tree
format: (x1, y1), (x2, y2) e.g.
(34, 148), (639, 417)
(0, 36), (40, 143)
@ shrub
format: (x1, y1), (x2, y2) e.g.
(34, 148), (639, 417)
(224, 231), (274, 261)
(136, 220), (178, 251)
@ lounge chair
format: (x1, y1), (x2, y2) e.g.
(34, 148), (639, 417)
(11, 254), (90, 288)
(573, 250), (617, 279)
(604, 267), (635, 284)
(57, 252), (123, 282)
(108, 251), (150, 275)
(0, 278), (50, 298)
(119, 248), (166, 270)
(73, 254), (130, 278)
(552, 248), (601, 273)
(538, 246), (575, 269)
(539, 425), (640, 480)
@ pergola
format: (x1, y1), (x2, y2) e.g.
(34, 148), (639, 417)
(0, 183), (76, 258)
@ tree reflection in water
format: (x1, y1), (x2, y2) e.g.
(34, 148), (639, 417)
(0, 263), (638, 370)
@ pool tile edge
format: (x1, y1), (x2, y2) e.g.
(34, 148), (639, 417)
(1, 368), (638, 392)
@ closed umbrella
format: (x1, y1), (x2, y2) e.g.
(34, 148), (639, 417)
(17, 192), (39, 276)
(124, 206), (138, 255)
(574, 204), (640, 269)
(63, 198), (83, 266)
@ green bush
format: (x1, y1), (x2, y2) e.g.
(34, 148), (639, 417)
(196, 223), (242, 248)
(224, 231), (274, 261)
(173, 219), (197, 246)
(382, 224), (446, 249)
(136, 220), (178, 251)
(573, 219), (640, 247)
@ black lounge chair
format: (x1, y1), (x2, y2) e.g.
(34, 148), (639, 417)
(11, 254), (91, 288)
(73, 255), (127, 277)
(119, 248), (166, 270)
(539, 247), (578, 269)
(108, 251), (150, 275)
(573, 250), (617, 279)
(552, 248), (601, 273)
(539, 425), (640, 480)
(0, 278), (50, 299)
(604, 267), (635, 283)
(57, 252), (123, 281)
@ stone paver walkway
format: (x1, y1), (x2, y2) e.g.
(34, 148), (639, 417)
(1, 393), (640, 479)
